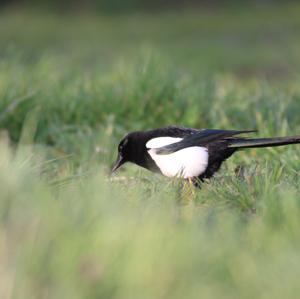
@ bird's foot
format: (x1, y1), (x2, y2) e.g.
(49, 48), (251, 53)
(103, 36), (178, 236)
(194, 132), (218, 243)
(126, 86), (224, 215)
(181, 178), (196, 200)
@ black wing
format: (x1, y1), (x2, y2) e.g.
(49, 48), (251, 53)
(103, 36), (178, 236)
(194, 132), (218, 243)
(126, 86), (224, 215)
(145, 125), (199, 139)
(155, 129), (256, 155)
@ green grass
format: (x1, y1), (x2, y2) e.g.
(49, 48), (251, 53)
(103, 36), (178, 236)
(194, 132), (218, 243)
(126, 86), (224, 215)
(1, 3), (300, 298)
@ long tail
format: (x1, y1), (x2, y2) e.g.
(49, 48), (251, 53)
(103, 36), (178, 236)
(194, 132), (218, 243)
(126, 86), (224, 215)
(228, 135), (300, 149)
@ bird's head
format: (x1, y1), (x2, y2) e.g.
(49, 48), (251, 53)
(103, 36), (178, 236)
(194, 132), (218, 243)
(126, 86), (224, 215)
(111, 134), (135, 173)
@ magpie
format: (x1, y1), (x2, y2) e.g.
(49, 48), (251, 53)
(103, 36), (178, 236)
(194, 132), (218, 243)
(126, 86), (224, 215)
(112, 126), (300, 185)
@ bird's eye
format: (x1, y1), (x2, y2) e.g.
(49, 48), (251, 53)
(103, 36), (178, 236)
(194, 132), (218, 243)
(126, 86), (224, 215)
(118, 138), (128, 152)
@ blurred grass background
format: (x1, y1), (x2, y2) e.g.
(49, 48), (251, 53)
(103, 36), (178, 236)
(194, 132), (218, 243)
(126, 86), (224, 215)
(1, 1), (300, 298)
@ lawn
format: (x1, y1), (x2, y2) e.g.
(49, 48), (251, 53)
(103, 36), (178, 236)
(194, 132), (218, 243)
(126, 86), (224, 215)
(0, 3), (300, 298)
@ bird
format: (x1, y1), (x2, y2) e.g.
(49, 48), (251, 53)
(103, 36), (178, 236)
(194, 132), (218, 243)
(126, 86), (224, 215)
(111, 126), (300, 186)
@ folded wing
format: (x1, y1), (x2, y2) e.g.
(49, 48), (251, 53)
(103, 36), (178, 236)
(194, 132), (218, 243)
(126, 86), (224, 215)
(154, 129), (256, 155)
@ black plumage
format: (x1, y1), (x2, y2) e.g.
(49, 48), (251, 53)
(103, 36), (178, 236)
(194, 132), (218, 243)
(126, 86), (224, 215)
(112, 126), (300, 185)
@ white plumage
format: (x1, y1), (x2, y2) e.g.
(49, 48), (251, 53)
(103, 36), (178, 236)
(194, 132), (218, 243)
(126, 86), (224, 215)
(146, 137), (183, 148)
(146, 137), (209, 178)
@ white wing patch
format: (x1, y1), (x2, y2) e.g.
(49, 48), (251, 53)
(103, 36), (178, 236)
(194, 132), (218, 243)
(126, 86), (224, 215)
(146, 137), (183, 149)
(146, 137), (209, 179)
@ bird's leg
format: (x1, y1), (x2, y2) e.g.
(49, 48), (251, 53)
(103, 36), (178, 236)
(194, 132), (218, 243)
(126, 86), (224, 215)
(182, 177), (196, 199)
(188, 178), (196, 196)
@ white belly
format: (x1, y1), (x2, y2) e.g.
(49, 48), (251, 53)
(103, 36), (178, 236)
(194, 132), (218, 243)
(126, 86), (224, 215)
(148, 146), (209, 178)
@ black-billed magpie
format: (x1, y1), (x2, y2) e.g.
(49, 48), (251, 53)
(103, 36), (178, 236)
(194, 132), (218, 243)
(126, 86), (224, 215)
(112, 126), (300, 184)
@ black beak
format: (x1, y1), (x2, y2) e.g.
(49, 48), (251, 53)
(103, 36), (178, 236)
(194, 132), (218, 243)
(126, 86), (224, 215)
(111, 154), (125, 174)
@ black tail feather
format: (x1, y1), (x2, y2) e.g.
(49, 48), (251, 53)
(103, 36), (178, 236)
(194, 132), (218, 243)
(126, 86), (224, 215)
(229, 136), (300, 149)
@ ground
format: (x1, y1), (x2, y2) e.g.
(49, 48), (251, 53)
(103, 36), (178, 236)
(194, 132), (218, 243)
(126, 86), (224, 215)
(0, 3), (300, 299)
